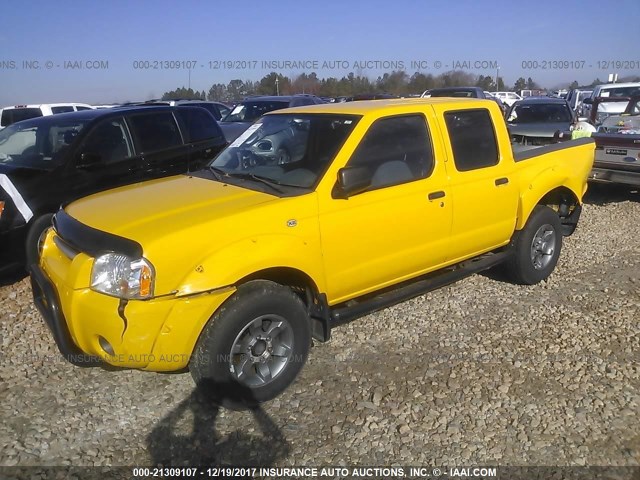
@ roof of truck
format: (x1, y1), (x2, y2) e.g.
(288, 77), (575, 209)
(265, 97), (495, 116)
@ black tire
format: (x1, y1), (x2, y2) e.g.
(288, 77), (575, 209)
(190, 280), (311, 409)
(25, 214), (54, 267)
(506, 205), (562, 285)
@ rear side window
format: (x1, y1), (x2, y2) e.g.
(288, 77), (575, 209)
(175, 108), (224, 143)
(1, 108), (43, 127)
(346, 114), (434, 190)
(444, 109), (498, 171)
(75, 106), (92, 111)
(51, 106), (75, 114)
(128, 112), (182, 152)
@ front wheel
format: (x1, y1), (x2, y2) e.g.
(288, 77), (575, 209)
(505, 205), (562, 285)
(190, 280), (311, 409)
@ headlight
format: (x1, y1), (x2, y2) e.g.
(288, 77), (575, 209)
(90, 253), (154, 299)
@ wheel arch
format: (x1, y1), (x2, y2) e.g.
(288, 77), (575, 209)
(517, 184), (582, 235)
(236, 267), (331, 342)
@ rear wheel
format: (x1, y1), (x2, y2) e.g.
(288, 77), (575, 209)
(190, 280), (311, 409)
(506, 206), (562, 285)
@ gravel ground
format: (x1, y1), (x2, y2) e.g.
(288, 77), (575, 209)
(0, 184), (638, 474)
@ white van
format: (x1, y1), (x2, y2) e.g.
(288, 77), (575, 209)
(0, 103), (94, 129)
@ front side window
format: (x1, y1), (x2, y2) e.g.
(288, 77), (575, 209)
(445, 109), (498, 171)
(0, 117), (88, 169)
(128, 112), (182, 153)
(210, 113), (359, 191)
(344, 115), (434, 191)
(79, 118), (132, 164)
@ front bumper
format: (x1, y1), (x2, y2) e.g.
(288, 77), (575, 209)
(31, 233), (236, 371)
(30, 263), (103, 367)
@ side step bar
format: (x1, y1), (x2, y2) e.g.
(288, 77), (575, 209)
(329, 250), (512, 328)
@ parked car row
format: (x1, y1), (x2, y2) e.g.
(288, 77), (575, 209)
(0, 103), (94, 130)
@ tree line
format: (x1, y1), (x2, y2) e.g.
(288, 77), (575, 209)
(161, 71), (640, 102)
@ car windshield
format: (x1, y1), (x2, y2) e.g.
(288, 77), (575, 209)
(599, 86), (640, 98)
(508, 103), (572, 123)
(210, 113), (360, 191)
(221, 100), (291, 123)
(0, 116), (88, 169)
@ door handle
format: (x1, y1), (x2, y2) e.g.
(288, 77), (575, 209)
(495, 177), (509, 186)
(428, 191), (445, 200)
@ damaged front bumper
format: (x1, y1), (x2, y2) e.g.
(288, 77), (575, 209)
(30, 232), (235, 372)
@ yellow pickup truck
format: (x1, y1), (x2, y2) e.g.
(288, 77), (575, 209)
(30, 99), (595, 407)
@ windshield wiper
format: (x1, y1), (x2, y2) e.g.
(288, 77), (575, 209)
(208, 165), (226, 181)
(209, 167), (286, 194)
(223, 171), (286, 194)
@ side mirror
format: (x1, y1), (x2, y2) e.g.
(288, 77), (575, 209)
(333, 166), (371, 199)
(582, 97), (593, 105)
(76, 152), (102, 169)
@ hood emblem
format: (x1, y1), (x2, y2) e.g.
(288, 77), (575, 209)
(287, 219), (297, 227)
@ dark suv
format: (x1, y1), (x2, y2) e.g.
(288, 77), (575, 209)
(0, 106), (227, 272)
(219, 95), (325, 142)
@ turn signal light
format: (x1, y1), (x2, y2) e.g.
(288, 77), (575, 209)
(0, 201), (4, 219)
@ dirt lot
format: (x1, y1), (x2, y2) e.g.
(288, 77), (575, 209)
(0, 184), (638, 475)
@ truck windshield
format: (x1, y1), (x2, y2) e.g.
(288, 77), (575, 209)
(508, 103), (573, 123)
(221, 101), (290, 123)
(0, 117), (88, 170)
(210, 113), (360, 189)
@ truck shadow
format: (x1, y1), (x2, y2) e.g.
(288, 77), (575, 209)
(583, 183), (640, 205)
(0, 268), (27, 287)
(146, 379), (290, 467)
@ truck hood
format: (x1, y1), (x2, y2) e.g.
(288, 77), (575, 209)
(65, 174), (276, 245)
(61, 173), (316, 296)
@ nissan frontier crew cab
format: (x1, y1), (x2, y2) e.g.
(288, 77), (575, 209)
(31, 99), (595, 408)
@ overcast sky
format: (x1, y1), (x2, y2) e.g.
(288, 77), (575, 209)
(1, 0), (639, 104)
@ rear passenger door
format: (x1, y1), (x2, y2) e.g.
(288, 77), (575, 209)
(441, 108), (519, 262)
(126, 111), (191, 178)
(174, 108), (227, 170)
(319, 113), (452, 303)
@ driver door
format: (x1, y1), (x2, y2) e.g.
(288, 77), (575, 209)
(318, 113), (452, 304)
